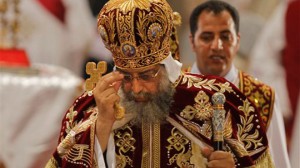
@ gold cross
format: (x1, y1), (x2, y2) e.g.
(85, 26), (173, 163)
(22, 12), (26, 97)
(85, 61), (125, 120)
(85, 61), (107, 91)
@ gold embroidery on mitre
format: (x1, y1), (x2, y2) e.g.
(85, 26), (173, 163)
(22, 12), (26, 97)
(98, 0), (173, 69)
(104, 0), (153, 13)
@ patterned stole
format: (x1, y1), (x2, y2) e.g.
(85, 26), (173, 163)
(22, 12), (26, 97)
(113, 121), (208, 168)
(238, 71), (275, 130)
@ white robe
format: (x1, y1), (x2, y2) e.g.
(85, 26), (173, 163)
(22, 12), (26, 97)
(290, 91), (300, 168)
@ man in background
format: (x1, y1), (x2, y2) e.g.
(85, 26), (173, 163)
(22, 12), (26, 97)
(188, 1), (290, 167)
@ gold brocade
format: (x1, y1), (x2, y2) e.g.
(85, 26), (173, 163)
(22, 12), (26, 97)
(166, 128), (207, 168)
(181, 75), (234, 93)
(180, 90), (213, 121)
(141, 122), (161, 168)
(142, 122), (150, 168)
(47, 72), (274, 167)
(104, 0), (152, 13)
(115, 124), (136, 168)
(254, 149), (275, 168)
(64, 105), (78, 136)
(64, 144), (92, 167)
(239, 71), (274, 129)
(90, 117), (96, 168)
(71, 110), (97, 135)
(190, 142), (207, 168)
(153, 123), (161, 168)
(44, 157), (58, 168)
(222, 112), (250, 158)
(114, 120), (213, 167)
(166, 128), (191, 167)
(178, 74), (270, 166)
(223, 112), (233, 139)
(98, 0), (173, 69)
(56, 107), (97, 167)
(64, 106), (96, 135)
(170, 11), (181, 61)
(237, 99), (263, 150)
(180, 90), (213, 139)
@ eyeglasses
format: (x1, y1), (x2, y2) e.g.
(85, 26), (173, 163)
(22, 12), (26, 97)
(119, 67), (161, 83)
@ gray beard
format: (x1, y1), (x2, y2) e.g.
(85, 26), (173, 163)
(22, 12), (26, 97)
(119, 76), (175, 126)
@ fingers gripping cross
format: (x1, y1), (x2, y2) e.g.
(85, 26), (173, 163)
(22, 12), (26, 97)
(85, 61), (125, 120)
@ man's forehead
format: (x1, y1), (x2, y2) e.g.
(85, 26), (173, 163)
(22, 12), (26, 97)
(198, 10), (236, 32)
(118, 64), (159, 73)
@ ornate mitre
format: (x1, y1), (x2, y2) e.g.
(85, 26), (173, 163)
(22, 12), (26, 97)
(97, 0), (174, 69)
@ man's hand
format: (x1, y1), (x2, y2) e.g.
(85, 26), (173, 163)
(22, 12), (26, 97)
(202, 147), (235, 168)
(93, 71), (124, 151)
(94, 71), (123, 122)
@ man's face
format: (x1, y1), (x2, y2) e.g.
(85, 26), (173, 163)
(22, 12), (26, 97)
(118, 65), (162, 102)
(118, 65), (174, 124)
(190, 10), (240, 77)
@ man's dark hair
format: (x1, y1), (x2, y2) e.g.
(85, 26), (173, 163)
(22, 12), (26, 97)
(88, 0), (109, 17)
(189, 0), (240, 37)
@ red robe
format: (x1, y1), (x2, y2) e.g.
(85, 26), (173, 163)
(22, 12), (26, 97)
(46, 73), (274, 167)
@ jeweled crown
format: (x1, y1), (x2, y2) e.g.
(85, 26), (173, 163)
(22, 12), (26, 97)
(97, 0), (174, 69)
